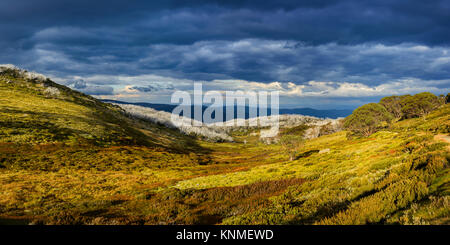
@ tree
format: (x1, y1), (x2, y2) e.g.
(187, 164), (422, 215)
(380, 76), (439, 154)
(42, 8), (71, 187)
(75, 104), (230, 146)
(400, 92), (441, 119)
(279, 134), (304, 161)
(344, 103), (393, 137)
(446, 93), (450, 104)
(379, 95), (411, 119)
(438, 94), (445, 105)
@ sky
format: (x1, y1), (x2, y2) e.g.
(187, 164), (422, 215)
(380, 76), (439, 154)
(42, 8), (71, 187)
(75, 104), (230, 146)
(1, 0), (450, 109)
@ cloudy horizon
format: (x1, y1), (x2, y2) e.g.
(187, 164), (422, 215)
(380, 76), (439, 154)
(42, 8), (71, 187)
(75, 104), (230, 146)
(1, 0), (449, 109)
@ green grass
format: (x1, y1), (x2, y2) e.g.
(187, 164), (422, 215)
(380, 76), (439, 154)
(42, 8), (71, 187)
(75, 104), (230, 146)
(0, 72), (448, 225)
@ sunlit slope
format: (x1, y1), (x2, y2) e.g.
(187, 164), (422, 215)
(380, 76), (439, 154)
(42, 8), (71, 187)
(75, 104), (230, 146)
(174, 105), (450, 224)
(0, 68), (200, 152)
(0, 66), (448, 225)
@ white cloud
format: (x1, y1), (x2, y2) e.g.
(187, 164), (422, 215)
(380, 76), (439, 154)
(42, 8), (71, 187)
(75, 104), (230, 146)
(66, 74), (448, 103)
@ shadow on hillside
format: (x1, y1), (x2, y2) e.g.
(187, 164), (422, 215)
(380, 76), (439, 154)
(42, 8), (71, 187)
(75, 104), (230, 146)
(295, 149), (320, 160)
(286, 186), (387, 224)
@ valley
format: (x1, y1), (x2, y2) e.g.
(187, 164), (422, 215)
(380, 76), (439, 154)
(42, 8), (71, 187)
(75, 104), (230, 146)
(0, 65), (448, 225)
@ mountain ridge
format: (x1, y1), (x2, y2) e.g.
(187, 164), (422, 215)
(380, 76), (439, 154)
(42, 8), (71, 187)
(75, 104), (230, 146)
(101, 99), (352, 119)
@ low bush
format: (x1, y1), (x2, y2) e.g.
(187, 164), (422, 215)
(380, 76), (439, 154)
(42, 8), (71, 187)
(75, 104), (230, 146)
(344, 103), (393, 136)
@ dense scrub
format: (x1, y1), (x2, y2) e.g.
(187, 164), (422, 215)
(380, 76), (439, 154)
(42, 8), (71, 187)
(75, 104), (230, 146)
(221, 133), (449, 225)
(0, 65), (448, 225)
(345, 92), (444, 136)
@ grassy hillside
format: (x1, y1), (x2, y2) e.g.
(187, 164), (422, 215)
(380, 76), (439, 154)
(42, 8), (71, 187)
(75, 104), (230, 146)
(0, 68), (207, 151)
(174, 105), (449, 225)
(0, 66), (448, 225)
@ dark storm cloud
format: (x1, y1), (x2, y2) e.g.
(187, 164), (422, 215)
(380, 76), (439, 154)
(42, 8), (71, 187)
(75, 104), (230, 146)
(74, 84), (114, 95)
(28, 40), (450, 85)
(80, 86), (114, 95)
(65, 79), (113, 95)
(130, 84), (175, 92)
(0, 0), (449, 100)
(2, 0), (449, 46)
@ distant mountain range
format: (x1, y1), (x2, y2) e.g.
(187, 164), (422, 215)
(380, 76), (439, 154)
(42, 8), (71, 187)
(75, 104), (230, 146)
(102, 100), (353, 119)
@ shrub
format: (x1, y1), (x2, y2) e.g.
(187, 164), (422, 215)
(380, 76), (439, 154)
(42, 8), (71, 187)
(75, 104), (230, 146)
(400, 92), (441, 119)
(343, 103), (393, 136)
(44, 86), (61, 97)
(279, 134), (304, 161)
(379, 95), (411, 119)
